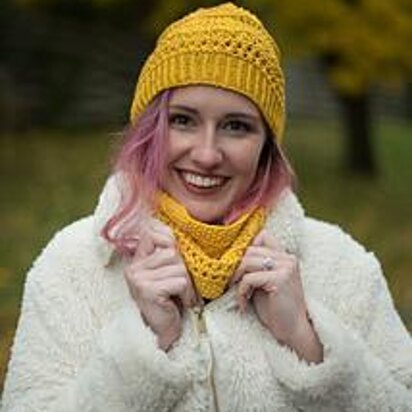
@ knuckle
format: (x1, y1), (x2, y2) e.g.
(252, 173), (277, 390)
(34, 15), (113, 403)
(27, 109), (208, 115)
(164, 247), (177, 258)
(241, 273), (254, 287)
(131, 277), (146, 294)
(177, 276), (188, 288)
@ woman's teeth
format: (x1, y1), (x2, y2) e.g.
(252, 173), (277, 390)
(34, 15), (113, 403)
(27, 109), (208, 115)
(181, 172), (225, 188)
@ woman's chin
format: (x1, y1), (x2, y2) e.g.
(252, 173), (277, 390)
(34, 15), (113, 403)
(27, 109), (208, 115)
(184, 202), (227, 224)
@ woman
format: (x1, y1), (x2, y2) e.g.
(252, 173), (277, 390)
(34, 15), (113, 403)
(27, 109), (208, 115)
(2, 3), (411, 411)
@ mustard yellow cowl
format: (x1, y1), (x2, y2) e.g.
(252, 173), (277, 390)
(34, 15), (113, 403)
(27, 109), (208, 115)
(156, 193), (266, 300)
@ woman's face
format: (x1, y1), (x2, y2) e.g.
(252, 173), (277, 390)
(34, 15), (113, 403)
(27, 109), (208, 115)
(161, 85), (266, 223)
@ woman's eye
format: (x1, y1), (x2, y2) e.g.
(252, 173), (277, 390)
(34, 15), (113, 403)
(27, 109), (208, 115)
(223, 120), (253, 133)
(169, 113), (193, 128)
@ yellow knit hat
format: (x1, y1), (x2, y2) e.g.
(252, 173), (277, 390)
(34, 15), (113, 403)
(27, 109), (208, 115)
(130, 3), (286, 143)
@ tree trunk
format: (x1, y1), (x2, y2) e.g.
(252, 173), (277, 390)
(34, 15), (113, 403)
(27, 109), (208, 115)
(335, 91), (377, 176)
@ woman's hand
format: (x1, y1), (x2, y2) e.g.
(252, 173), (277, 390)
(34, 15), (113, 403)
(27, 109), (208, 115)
(124, 223), (195, 351)
(232, 230), (323, 363)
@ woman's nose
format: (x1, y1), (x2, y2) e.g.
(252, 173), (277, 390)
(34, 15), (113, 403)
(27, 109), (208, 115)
(190, 129), (223, 168)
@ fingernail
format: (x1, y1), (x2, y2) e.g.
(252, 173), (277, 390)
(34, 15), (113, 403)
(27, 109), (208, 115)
(265, 285), (277, 293)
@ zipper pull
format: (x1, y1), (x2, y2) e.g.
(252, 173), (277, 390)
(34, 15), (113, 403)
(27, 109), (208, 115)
(193, 306), (207, 335)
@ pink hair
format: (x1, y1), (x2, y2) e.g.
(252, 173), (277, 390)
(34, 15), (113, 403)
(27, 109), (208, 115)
(102, 90), (171, 255)
(102, 89), (295, 255)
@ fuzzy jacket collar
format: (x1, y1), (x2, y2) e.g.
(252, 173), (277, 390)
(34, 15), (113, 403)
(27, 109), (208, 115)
(93, 176), (305, 267)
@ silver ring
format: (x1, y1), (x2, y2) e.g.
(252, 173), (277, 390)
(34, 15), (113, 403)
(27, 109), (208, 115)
(262, 256), (275, 271)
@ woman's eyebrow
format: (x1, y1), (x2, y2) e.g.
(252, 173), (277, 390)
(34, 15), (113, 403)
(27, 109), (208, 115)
(168, 104), (198, 115)
(169, 105), (260, 122)
(224, 112), (261, 122)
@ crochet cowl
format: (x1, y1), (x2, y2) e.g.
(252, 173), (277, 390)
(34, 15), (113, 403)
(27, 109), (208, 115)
(156, 192), (266, 299)
(130, 3), (286, 143)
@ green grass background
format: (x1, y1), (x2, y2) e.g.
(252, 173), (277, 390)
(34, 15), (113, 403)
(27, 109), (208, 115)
(1, 119), (411, 389)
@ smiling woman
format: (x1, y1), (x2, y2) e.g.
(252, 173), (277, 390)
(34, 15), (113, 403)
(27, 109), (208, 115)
(1, 3), (411, 412)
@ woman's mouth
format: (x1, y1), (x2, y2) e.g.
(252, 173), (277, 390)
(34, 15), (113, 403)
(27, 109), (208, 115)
(180, 171), (227, 189)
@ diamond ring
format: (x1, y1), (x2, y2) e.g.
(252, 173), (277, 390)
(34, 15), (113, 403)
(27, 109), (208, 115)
(262, 256), (275, 271)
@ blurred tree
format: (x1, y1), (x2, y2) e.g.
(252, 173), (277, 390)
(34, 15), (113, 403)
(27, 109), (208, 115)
(146, 0), (412, 175)
(254, 0), (412, 174)
(11, 0), (158, 28)
(5, 0), (161, 129)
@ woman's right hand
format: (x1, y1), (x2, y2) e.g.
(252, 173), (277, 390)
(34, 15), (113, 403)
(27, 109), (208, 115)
(124, 224), (195, 351)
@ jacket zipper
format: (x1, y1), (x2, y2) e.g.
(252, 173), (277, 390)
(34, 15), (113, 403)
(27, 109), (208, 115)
(192, 306), (221, 412)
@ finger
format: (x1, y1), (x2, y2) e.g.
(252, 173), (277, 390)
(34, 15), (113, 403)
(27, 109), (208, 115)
(170, 281), (197, 313)
(150, 262), (189, 282)
(133, 232), (175, 262)
(129, 254), (196, 307)
(134, 247), (180, 271)
(133, 220), (176, 260)
(150, 223), (176, 249)
(156, 277), (189, 305)
(247, 247), (299, 279)
(244, 246), (285, 260)
(125, 261), (187, 295)
(261, 231), (284, 251)
(252, 230), (284, 252)
(230, 249), (286, 285)
(231, 256), (265, 285)
(236, 280), (253, 312)
(155, 269), (197, 308)
(238, 271), (273, 295)
(231, 255), (266, 285)
(150, 220), (175, 239)
(237, 271), (277, 311)
(149, 231), (175, 249)
(179, 278), (197, 308)
(134, 235), (155, 260)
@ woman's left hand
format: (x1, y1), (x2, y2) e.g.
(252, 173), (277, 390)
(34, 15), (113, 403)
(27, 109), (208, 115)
(231, 230), (323, 363)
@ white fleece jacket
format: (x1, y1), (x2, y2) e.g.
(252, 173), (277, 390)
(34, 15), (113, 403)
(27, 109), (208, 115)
(1, 178), (411, 411)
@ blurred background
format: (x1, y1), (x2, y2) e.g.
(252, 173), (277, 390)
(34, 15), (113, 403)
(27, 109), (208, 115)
(1, 0), (411, 391)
